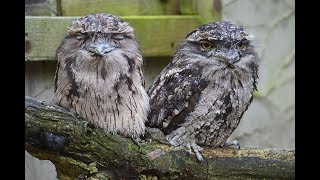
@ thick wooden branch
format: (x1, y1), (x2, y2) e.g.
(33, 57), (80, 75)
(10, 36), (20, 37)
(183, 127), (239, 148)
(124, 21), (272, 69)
(25, 96), (295, 179)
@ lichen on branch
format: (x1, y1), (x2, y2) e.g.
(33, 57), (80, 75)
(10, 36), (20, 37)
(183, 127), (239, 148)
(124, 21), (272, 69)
(25, 96), (295, 179)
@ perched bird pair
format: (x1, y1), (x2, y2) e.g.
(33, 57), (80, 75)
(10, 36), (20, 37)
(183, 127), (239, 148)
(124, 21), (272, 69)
(53, 13), (259, 161)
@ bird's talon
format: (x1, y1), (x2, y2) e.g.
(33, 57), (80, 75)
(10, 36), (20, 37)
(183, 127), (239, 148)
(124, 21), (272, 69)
(223, 140), (240, 149)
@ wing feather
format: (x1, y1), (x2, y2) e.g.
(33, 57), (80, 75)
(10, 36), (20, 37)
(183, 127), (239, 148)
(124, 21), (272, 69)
(147, 65), (209, 134)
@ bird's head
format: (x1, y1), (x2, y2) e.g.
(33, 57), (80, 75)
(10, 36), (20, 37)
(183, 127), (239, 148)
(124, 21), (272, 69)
(56, 13), (141, 68)
(176, 21), (259, 72)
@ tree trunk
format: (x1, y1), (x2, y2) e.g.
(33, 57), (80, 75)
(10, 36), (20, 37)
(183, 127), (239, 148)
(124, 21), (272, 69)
(25, 96), (295, 179)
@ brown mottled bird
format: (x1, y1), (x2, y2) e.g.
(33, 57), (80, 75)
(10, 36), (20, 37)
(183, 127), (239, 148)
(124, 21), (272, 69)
(53, 13), (149, 138)
(146, 21), (259, 161)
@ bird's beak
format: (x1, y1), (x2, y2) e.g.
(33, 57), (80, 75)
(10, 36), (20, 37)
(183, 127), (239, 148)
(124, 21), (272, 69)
(88, 39), (115, 56)
(209, 48), (240, 64)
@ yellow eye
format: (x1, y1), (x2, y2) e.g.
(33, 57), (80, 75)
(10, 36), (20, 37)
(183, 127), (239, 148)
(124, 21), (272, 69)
(238, 42), (246, 49)
(200, 41), (215, 50)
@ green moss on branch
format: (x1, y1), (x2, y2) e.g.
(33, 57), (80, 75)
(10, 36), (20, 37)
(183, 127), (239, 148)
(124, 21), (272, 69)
(25, 96), (295, 179)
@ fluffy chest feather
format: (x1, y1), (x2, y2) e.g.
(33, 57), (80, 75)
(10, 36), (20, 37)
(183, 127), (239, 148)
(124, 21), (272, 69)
(53, 56), (149, 138)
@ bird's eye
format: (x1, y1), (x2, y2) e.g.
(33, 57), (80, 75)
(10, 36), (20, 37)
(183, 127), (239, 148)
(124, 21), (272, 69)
(238, 42), (246, 49)
(112, 34), (124, 40)
(200, 41), (215, 50)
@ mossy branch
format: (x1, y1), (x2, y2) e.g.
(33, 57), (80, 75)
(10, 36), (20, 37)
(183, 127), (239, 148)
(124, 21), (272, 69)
(25, 96), (295, 179)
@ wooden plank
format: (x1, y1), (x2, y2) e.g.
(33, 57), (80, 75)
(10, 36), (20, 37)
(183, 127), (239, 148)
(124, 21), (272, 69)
(179, 0), (198, 15)
(60, 0), (179, 16)
(179, 0), (222, 23)
(25, 17), (73, 61)
(25, 0), (59, 16)
(25, 16), (201, 61)
(196, 0), (222, 23)
(127, 15), (201, 57)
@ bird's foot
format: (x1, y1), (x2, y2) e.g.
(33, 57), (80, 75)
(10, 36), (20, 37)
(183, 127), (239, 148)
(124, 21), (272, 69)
(130, 137), (144, 149)
(221, 139), (240, 149)
(142, 127), (171, 145)
(186, 142), (204, 162)
(167, 132), (205, 162)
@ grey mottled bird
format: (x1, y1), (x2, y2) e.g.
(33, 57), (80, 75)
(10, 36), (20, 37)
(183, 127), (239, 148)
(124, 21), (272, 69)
(53, 13), (149, 138)
(146, 21), (259, 161)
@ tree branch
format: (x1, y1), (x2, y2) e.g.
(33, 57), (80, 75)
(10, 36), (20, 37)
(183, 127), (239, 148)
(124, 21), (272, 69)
(25, 96), (295, 179)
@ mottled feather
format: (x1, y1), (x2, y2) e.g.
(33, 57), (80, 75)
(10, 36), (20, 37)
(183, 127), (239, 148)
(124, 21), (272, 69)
(53, 13), (149, 138)
(147, 21), (259, 160)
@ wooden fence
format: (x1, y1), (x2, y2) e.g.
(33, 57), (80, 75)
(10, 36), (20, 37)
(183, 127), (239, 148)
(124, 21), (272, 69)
(25, 0), (222, 61)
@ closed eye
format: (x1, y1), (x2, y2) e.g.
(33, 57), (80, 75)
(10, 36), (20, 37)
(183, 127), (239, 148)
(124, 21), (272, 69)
(112, 34), (124, 40)
(75, 33), (87, 40)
